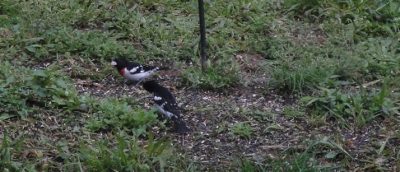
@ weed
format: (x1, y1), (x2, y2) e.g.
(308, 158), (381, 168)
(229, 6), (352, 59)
(237, 137), (352, 171)
(86, 98), (158, 134)
(238, 159), (266, 172)
(0, 132), (36, 171)
(283, 106), (306, 119)
(269, 55), (335, 94)
(302, 85), (398, 128)
(284, 0), (400, 39)
(230, 122), (253, 139)
(0, 62), (80, 119)
(78, 133), (177, 172)
(266, 137), (351, 171)
(0, 0), (20, 27)
(182, 58), (239, 90)
(239, 108), (273, 123)
(238, 152), (324, 172)
(267, 33), (399, 94)
(0, 0), (272, 64)
(284, 0), (326, 21)
(307, 136), (352, 160)
(27, 69), (80, 109)
(0, 62), (27, 118)
(273, 153), (322, 172)
(308, 111), (328, 127)
(334, 38), (400, 82)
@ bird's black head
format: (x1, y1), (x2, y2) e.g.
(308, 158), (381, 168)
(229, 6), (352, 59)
(111, 58), (128, 70)
(142, 80), (160, 93)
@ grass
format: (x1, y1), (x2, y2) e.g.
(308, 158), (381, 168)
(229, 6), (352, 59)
(78, 133), (176, 172)
(265, 1), (399, 128)
(284, 0), (400, 39)
(230, 122), (253, 139)
(267, 30), (399, 94)
(302, 85), (399, 128)
(85, 98), (158, 134)
(1, 0), (271, 62)
(0, 0), (399, 171)
(238, 136), (352, 171)
(182, 58), (239, 90)
(0, 132), (36, 171)
(0, 62), (80, 118)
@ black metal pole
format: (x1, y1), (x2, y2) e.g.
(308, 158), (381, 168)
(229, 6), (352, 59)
(198, 0), (207, 71)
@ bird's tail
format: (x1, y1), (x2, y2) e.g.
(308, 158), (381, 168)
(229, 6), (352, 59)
(172, 118), (190, 134)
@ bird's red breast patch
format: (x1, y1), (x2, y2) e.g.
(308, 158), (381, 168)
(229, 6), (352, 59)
(119, 68), (125, 76)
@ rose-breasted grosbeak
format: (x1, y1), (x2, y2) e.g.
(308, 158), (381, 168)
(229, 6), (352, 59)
(111, 58), (159, 85)
(143, 80), (190, 134)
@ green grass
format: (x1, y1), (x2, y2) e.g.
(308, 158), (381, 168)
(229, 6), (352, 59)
(230, 122), (253, 139)
(1, 0), (272, 62)
(267, 32), (399, 94)
(182, 58), (239, 90)
(265, 4), (399, 127)
(238, 151), (328, 172)
(302, 85), (399, 128)
(284, 0), (400, 39)
(77, 133), (177, 172)
(239, 136), (353, 171)
(85, 98), (158, 134)
(0, 62), (80, 119)
(0, 132), (36, 171)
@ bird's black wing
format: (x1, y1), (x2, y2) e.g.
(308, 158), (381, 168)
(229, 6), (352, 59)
(156, 85), (176, 104)
(143, 80), (190, 133)
(142, 65), (158, 71)
(154, 92), (180, 117)
(153, 94), (189, 133)
(125, 62), (141, 74)
(126, 62), (158, 75)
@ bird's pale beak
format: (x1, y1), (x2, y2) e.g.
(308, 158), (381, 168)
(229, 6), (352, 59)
(111, 61), (117, 66)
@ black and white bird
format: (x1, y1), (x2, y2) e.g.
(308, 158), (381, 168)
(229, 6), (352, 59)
(111, 58), (159, 85)
(143, 80), (190, 134)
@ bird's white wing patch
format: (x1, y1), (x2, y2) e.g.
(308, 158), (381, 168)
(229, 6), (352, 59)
(154, 96), (162, 101)
(111, 61), (117, 66)
(129, 66), (139, 73)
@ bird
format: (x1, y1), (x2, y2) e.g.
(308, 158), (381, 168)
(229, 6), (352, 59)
(111, 57), (159, 85)
(142, 80), (190, 134)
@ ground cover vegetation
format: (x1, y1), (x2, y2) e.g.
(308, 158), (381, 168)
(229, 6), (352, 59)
(1, 0), (399, 171)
